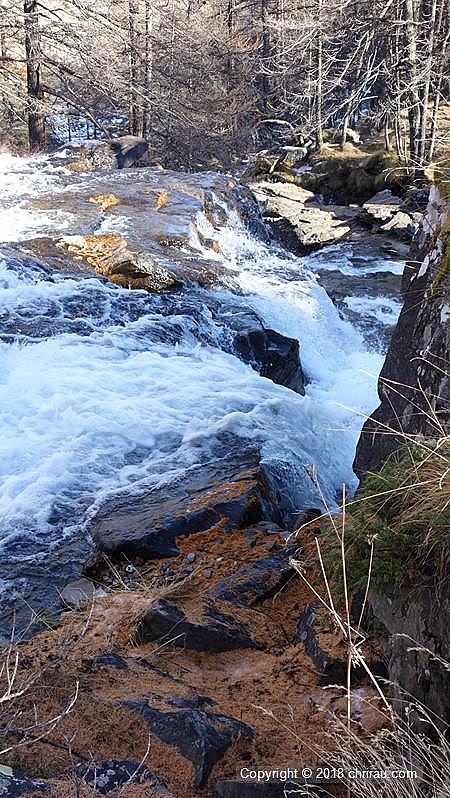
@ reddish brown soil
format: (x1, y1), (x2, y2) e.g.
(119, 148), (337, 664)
(5, 520), (388, 798)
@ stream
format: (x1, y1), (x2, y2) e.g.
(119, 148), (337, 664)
(0, 150), (404, 635)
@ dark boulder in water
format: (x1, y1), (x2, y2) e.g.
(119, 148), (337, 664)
(234, 328), (306, 394)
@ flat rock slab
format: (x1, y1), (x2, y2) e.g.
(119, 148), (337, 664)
(135, 597), (258, 650)
(379, 210), (415, 239)
(212, 546), (297, 606)
(126, 697), (254, 787)
(362, 190), (403, 223)
(88, 451), (279, 561)
(75, 759), (171, 795)
(251, 181), (358, 251)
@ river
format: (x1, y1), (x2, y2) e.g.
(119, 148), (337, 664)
(0, 149), (404, 635)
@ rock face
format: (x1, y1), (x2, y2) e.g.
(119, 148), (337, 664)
(354, 184), (450, 476)
(354, 184), (450, 728)
(234, 328), (306, 394)
(368, 587), (450, 728)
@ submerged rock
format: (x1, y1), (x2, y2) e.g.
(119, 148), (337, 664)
(234, 328), (306, 394)
(126, 696), (254, 788)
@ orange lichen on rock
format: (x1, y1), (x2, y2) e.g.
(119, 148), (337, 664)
(89, 193), (121, 211)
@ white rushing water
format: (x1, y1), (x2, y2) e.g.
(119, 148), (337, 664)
(0, 153), (399, 571)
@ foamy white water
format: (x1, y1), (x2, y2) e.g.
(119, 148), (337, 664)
(0, 153), (402, 569)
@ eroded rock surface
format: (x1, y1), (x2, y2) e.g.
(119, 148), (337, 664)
(250, 181), (356, 251)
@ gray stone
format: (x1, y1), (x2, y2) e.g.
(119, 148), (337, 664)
(59, 578), (95, 608)
(379, 210), (414, 240)
(362, 190), (403, 224)
(75, 759), (171, 795)
(252, 181), (356, 251)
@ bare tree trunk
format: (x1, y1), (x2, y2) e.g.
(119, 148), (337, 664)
(24, 0), (46, 151)
(128, 0), (142, 137)
(259, 0), (270, 113)
(0, 19), (13, 124)
(418, 0), (437, 163)
(316, 0), (323, 148)
(341, 111), (350, 146)
(428, 5), (449, 161)
(404, 0), (420, 160)
(142, 0), (152, 139)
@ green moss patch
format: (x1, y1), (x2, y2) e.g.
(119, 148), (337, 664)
(323, 442), (450, 594)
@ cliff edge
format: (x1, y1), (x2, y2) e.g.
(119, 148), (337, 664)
(354, 182), (449, 476)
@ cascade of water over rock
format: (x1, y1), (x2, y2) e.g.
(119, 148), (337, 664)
(0, 149), (405, 635)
